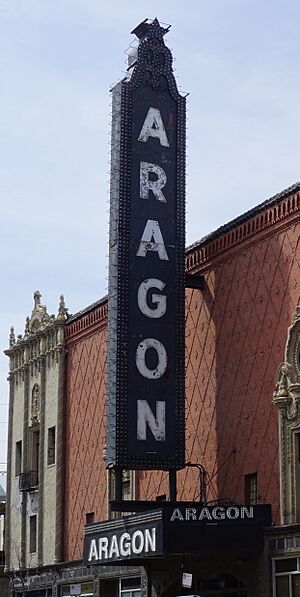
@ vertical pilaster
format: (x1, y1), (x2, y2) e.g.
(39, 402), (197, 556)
(55, 343), (66, 562)
(38, 354), (46, 565)
(4, 373), (14, 570)
(141, 566), (150, 597)
(21, 364), (29, 568)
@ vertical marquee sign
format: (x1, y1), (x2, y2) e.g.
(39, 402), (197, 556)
(107, 19), (186, 470)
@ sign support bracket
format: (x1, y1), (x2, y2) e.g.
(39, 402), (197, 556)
(169, 469), (177, 502)
(185, 274), (205, 290)
(114, 467), (123, 502)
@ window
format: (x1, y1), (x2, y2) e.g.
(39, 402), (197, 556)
(15, 440), (22, 476)
(108, 470), (135, 519)
(295, 433), (300, 521)
(30, 515), (37, 553)
(60, 582), (93, 596)
(297, 434), (300, 464)
(32, 430), (39, 477)
(47, 426), (56, 466)
(86, 512), (94, 525)
(244, 472), (258, 505)
(120, 578), (141, 597)
(122, 470), (131, 500)
(273, 557), (300, 596)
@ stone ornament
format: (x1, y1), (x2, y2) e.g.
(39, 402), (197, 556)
(273, 305), (300, 524)
(31, 383), (40, 423)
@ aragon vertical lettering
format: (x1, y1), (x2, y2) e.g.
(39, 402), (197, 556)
(107, 18), (186, 470)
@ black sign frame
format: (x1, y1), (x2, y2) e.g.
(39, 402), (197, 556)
(83, 504), (272, 565)
(107, 20), (186, 470)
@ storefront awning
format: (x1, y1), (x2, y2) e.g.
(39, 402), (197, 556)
(83, 503), (271, 565)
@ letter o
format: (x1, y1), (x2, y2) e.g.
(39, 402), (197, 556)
(136, 338), (167, 379)
(226, 506), (239, 520)
(131, 530), (144, 554)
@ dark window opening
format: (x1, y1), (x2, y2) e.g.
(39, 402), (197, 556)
(86, 512), (95, 525)
(15, 440), (22, 476)
(32, 430), (39, 480)
(47, 426), (56, 466)
(30, 515), (37, 553)
(244, 472), (258, 505)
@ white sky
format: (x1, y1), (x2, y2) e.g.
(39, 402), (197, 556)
(1, 0), (300, 484)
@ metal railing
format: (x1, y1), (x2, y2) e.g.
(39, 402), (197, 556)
(19, 470), (38, 492)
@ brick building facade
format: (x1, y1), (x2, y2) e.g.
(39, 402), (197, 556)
(5, 181), (300, 597)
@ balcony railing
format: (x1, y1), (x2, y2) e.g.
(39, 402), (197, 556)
(19, 470), (38, 492)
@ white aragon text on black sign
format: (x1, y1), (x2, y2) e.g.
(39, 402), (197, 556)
(87, 527), (157, 562)
(107, 19), (186, 469)
(170, 506), (254, 522)
(136, 106), (170, 443)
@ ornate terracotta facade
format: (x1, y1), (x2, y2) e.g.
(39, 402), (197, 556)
(63, 182), (300, 561)
(5, 292), (68, 574)
(273, 306), (300, 524)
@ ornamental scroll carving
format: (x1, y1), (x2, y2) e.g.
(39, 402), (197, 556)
(31, 383), (40, 423)
(273, 306), (300, 524)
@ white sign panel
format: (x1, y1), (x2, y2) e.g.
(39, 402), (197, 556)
(182, 572), (193, 588)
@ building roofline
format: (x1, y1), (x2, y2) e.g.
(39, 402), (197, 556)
(66, 295), (108, 324)
(186, 181), (300, 254)
(67, 181), (300, 325)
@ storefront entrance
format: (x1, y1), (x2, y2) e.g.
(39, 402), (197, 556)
(163, 573), (248, 597)
(193, 574), (247, 597)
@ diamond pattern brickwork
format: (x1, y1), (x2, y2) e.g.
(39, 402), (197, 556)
(64, 324), (107, 561)
(63, 200), (300, 560)
(139, 222), (300, 522)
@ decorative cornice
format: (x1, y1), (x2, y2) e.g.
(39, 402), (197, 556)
(65, 300), (107, 343)
(6, 292), (68, 358)
(186, 185), (300, 272)
(5, 323), (65, 357)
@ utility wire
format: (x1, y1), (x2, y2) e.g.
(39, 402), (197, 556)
(205, 448), (236, 490)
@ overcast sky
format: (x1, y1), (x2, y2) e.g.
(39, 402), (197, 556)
(1, 0), (300, 484)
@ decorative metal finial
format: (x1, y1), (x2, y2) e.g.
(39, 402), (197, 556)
(34, 290), (42, 308)
(57, 294), (68, 320)
(131, 17), (170, 41)
(24, 316), (30, 337)
(9, 326), (15, 347)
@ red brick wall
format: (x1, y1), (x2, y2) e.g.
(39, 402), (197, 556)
(64, 189), (300, 560)
(64, 302), (108, 561)
(138, 192), (300, 516)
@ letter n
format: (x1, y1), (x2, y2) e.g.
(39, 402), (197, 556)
(137, 400), (165, 441)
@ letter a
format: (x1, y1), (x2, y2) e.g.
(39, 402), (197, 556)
(138, 107), (170, 147)
(136, 220), (169, 261)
